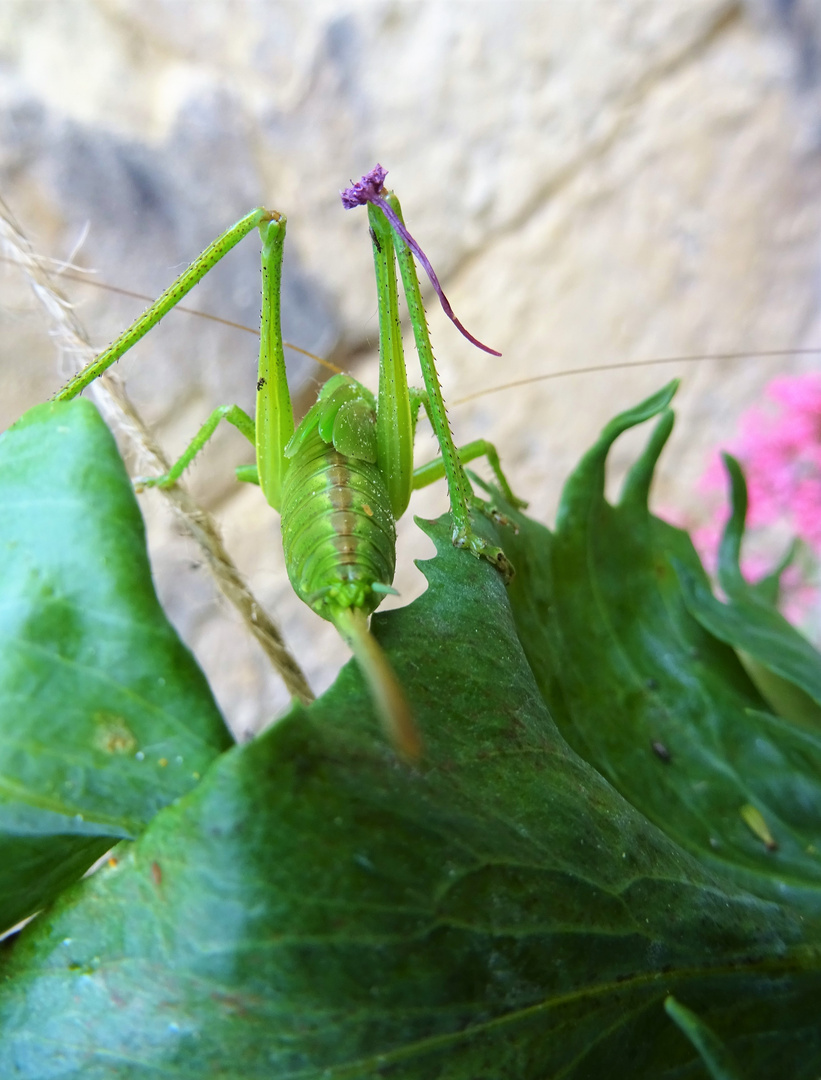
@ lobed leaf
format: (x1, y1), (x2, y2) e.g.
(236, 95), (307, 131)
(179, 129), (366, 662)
(500, 382), (821, 914)
(0, 401), (231, 932)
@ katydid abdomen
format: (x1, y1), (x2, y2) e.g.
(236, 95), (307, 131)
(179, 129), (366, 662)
(277, 380), (419, 760)
(280, 423), (396, 620)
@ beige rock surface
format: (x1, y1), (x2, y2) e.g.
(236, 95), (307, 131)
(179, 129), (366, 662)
(1, 0), (820, 735)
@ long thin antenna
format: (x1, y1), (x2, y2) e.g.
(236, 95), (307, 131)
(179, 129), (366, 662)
(453, 350), (821, 405)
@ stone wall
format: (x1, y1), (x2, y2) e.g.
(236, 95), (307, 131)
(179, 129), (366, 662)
(2, 0), (820, 734)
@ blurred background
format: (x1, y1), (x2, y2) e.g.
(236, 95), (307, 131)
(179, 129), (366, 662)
(2, 0), (821, 736)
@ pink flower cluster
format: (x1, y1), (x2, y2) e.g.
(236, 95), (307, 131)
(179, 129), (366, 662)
(694, 373), (821, 626)
(705, 374), (821, 546)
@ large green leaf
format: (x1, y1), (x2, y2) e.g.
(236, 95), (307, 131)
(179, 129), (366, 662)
(500, 382), (821, 914)
(0, 512), (817, 1077)
(0, 401), (231, 932)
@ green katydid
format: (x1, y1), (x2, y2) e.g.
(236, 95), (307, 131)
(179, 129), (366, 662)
(54, 165), (524, 761)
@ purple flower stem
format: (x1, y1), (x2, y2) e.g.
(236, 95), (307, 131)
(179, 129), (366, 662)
(341, 165), (501, 357)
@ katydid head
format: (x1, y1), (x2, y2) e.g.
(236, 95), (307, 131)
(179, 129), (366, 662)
(341, 165), (502, 357)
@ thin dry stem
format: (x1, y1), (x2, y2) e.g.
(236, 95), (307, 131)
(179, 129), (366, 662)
(0, 196), (314, 707)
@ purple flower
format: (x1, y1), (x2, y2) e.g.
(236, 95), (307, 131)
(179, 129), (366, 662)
(340, 164), (388, 209)
(341, 165), (501, 356)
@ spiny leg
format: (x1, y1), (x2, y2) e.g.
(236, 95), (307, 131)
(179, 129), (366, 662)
(58, 208), (293, 510)
(367, 203), (414, 521)
(254, 215), (293, 512)
(407, 385), (525, 510)
(342, 167), (512, 579)
(148, 212), (293, 509)
(54, 207), (282, 402)
(384, 194), (514, 579)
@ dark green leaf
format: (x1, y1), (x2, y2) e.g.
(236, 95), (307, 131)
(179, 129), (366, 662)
(0, 401), (231, 931)
(498, 384), (821, 914)
(0, 513), (817, 1077)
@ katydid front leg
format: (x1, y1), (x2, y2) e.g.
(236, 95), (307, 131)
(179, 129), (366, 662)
(411, 436), (528, 511)
(133, 404), (256, 491)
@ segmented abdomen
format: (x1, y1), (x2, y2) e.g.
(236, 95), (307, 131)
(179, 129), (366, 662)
(280, 426), (396, 621)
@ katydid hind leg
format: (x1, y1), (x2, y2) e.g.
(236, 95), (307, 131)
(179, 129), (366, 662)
(54, 207), (282, 402)
(368, 202), (415, 522)
(48, 241), (810, 478)
(47, 205), (290, 503)
(254, 215), (293, 513)
(124, 214), (292, 506)
(381, 193), (514, 580)
(410, 438), (528, 551)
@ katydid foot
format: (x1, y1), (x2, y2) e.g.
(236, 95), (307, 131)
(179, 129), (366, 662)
(451, 520), (515, 584)
(133, 472), (177, 493)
